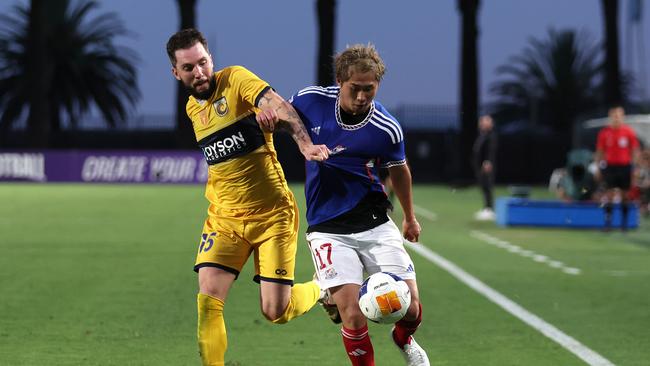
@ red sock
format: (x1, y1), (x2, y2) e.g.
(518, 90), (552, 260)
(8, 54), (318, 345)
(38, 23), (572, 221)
(392, 303), (422, 349)
(341, 325), (375, 366)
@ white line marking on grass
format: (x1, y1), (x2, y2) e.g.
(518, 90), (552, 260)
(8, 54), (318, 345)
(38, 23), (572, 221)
(600, 269), (650, 277)
(563, 268), (582, 275)
(404, 240), (615, 366)
(470, 231), (582, 276)
(413, 204), (437, 221)
(606, 270), (628, 277)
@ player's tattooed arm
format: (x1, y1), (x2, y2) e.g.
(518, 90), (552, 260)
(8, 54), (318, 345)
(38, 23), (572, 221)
(256, 89), (329, 161)
(257, 91), (307, 138)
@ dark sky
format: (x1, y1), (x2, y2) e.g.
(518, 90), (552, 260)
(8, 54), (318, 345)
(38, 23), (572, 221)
(2, 0), (649, 116)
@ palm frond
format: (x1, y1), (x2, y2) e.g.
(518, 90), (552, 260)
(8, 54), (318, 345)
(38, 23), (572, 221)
(0, 0), (140, 135)
(489, 28), (603, 132)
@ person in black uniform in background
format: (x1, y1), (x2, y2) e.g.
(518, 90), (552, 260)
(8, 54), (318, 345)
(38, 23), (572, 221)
(473, 115), (497, 221)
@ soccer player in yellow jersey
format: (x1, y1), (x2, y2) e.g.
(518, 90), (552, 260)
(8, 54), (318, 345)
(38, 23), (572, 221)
(166, 28), (329, 366)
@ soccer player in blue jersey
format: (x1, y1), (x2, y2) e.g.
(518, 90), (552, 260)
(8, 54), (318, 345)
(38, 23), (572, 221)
(258, 44), (429, 366)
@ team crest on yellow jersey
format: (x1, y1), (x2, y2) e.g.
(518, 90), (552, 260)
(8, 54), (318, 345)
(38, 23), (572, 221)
(213, 97), (229, 117)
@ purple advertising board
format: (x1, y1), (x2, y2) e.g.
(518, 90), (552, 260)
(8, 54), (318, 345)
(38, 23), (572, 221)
(0, 150), (208, 184)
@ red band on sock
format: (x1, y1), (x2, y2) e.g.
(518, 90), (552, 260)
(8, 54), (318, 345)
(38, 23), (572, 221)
(342, 325), (374, 366)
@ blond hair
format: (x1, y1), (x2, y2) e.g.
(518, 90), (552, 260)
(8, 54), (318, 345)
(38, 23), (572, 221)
(334, 44), (386, 82)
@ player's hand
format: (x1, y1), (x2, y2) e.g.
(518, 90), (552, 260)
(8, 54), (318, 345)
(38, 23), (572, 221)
(402, 218), (421, 243)
(256, 109), (279, 132)
(302, 144), (329, 162)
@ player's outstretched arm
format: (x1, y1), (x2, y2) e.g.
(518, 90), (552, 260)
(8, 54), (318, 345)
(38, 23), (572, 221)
(388, 163), (421, 242)
(256, 89), (328, 162)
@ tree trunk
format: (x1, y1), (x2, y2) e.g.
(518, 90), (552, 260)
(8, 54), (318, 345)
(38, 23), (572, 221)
(601, 0), (622, 105)
(457, 0), (481, 184)
(26, 0), (59, 148)
(316, 0), (336, 86)
(174, 0), (197, 148)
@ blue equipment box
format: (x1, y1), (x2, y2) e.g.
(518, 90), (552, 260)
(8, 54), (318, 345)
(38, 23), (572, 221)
(495, 197), (639, 228)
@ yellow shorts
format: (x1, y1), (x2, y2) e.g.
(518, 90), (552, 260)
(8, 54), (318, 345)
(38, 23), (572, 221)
(194, 198), (299, 285)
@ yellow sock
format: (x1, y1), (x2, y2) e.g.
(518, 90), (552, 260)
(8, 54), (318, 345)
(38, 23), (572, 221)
(197, 293), (227, 366)
(272, 280), (320, 324)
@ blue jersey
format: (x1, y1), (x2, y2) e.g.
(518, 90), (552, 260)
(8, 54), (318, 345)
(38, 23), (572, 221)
(289, 86), (406, 226)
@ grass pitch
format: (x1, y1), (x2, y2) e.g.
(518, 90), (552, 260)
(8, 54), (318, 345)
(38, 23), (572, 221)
(0, 183), (648, 365)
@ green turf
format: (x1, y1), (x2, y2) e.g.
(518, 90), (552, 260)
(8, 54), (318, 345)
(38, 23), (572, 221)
(0, 183), (648, 365)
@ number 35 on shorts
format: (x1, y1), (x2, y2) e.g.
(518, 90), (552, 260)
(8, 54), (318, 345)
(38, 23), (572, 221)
(198, 232), (217, 253)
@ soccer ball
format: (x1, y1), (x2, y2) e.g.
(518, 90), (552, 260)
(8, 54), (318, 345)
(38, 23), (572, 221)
(358, 272), (411, 324)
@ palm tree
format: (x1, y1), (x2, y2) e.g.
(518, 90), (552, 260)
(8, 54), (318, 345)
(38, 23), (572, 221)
(316, 0), (336, 87)
(457, 0), (481, 183)
(0, 0), (139, 147)
(173, 0), (197, 148)
(600, 0), (622, 105)
(489, 29), (603, 136)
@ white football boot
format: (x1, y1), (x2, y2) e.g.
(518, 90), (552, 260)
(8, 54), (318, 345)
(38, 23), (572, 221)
(391, 328), (430, 366)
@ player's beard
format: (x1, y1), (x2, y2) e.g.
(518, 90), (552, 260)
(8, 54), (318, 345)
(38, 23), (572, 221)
(187, 75), (216, 100)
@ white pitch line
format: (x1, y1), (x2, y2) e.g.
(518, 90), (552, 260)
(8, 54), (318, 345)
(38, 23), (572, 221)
(413, 204), (437, 221)
(470, 231), (582, 276)
(404, 240), (615, 366)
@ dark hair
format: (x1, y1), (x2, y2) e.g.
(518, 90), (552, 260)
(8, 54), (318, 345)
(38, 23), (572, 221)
(166, 28), (209, 66)
(608, 104), (625, 116)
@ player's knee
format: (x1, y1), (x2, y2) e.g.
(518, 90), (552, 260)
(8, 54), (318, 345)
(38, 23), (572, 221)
(341, 312), (367, 329)
(261, 302), (288, 323)
(338, 300), (366, 326)
(197, 267), (235, 300)
(404, 297), (421, 321)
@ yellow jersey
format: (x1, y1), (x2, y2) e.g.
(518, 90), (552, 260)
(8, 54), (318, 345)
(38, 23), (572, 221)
(186, 66), (292, 210)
